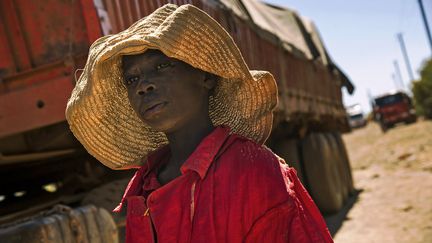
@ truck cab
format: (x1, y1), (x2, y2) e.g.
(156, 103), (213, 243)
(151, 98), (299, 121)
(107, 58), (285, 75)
(373, 91), (417, 132)
(346, 104), (367, 129)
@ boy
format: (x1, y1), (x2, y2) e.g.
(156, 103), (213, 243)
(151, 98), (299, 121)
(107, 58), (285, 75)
(66, 4), (333, 243)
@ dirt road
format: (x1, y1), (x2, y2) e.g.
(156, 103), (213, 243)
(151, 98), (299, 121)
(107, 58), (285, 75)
(333, 119), (432, 243)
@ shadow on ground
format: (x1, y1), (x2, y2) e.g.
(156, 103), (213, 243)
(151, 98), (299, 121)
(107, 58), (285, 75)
(324, 189), (363, 237)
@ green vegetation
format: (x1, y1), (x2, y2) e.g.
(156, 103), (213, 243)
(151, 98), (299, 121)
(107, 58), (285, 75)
(412, 58), (432, 119)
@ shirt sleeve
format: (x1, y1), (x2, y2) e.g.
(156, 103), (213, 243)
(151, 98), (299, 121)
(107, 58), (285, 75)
(243, 168), (334, 243)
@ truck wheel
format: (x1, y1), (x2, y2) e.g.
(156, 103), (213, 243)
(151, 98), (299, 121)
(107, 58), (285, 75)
(301, 133), (343, 214)
(380, 122), (388, 132)
(273, 138), (304, 183)
(405, 115), (417, 124)
(333, 133), (355, 195)
(0, 205), (118, 243)
(81, 179), (130, 243)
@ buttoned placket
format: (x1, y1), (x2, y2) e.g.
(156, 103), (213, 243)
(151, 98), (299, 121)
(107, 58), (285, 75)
(190, 181), (197, 222)
(143, 174), (201, 243)
(186, 174), (201, 243)
(121, 127), (234, 242)
(146, 194), (156, 243)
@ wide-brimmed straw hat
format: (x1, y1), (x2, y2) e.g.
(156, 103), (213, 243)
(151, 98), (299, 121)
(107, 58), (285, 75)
(66, 4), (278, 170)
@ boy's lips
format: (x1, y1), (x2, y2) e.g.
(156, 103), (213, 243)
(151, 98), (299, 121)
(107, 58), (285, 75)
(142, 102), (168, 118)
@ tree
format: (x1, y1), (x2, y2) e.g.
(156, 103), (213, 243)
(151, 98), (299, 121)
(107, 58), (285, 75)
(412, 58), (432, 119)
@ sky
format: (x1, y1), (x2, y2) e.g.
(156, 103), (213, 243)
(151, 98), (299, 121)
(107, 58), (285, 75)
(264, 0), (432, 112)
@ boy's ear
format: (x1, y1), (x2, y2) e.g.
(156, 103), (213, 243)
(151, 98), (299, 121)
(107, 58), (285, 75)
(203, 72), (218, 90)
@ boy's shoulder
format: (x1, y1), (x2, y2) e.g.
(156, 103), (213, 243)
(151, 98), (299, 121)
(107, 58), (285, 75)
(213, 133), (292, 202)
(223, 133), (283, 160)
(217, 133), (288, 176)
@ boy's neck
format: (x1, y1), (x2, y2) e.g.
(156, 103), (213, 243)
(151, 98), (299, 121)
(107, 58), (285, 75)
(165, 114), (215, 167)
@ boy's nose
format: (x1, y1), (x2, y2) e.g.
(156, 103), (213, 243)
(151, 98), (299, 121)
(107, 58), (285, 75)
(136, 80), (156, 95)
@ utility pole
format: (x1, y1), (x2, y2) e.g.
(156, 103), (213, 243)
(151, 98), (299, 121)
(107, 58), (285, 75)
(397, 33), (415, 82)
(393, 60), (405, 90)
(391, 73), (399, 90)
(418, 0), (432, 54)
(367, 88), (375, 107)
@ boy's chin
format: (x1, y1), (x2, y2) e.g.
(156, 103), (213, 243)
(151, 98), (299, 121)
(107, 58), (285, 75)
(141, 118), (183, 134)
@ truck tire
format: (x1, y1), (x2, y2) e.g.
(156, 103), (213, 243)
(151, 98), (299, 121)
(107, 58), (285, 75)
(380, 122), (388, 132)
(81, 179), (130, 243)
(380, 122), (395, 132)
(272, 138), (304, 183)
(301, 133), (343, 214)
(0, 205), (118, 243)
(332, 133), (355, 195)
(405, 115), (417, 124)
(324, 133), (349, 202)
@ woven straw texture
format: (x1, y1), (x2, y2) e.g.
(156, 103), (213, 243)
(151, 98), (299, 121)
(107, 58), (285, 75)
(66, 4), (278, 170)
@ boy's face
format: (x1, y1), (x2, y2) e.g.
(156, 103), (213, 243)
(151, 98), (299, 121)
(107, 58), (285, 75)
(121, 50), (216, 133)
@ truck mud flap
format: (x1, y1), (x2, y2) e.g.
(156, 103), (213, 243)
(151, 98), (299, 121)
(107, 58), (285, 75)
(0, 205), (118, 243)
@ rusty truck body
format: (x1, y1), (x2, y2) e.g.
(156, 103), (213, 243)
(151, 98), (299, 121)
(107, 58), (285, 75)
(0, 0), (355, 241)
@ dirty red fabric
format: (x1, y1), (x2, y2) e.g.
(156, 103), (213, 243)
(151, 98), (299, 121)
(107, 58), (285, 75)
(114, 126), (333, 243)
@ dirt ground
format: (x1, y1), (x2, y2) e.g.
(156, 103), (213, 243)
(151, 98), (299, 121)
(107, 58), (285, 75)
(332, 119), (432, 243)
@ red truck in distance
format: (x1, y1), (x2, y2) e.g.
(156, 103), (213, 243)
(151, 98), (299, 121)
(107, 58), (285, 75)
(373, 91), (417, 132)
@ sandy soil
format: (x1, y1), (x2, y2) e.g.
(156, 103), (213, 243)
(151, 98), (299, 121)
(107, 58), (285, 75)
(333, 119), (432, 243)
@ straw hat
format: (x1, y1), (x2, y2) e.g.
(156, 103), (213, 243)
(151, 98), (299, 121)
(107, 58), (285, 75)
(66, 4), (278, 170)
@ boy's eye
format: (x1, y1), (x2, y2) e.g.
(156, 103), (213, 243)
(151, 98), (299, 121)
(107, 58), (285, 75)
(156, 62), (172, 70)
(125, 76), (139, 85)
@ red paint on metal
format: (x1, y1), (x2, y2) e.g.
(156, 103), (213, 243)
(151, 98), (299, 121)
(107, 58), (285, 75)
(0, 13), (15, 79)
(125, 0), (137, 27)
(0, 77), (74, 137)
(0, 0), (97, 137)
(0, 0), (91, 74)
(15, 0), (86, 66)
(80, 0), (103, 43)
(0, 0), (32, 71)
(1, 63), (72, 93)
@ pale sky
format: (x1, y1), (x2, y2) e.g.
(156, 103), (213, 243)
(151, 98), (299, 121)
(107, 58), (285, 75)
(264, 0), (431, 112)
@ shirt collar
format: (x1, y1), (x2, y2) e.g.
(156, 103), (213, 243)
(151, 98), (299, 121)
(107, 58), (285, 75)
(114, 126), (231, 212)
(179, 126), (231, 179)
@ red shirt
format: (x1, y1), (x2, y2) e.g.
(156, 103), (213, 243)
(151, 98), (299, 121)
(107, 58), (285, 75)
(114, 126), (333, 243)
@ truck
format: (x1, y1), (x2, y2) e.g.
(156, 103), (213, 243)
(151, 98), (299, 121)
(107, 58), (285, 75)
(373, 90), (417, 132)
(0, 0), (355, 241)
